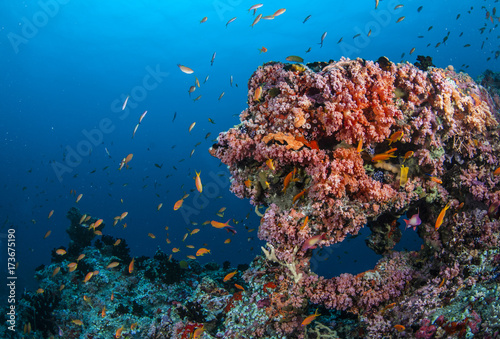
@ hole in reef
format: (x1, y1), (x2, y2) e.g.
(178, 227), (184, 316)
(309, 214), (423, 279)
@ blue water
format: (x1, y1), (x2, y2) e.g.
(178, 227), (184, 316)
(0, 0), (498, 297)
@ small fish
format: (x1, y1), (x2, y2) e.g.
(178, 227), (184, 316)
(286, 55), (304, 62)
(417, 6), (423, 12)
(403, 151), (414, 161)
(193, 325), (204, 339)
(174, 199), (184, 210)
(208, 118), (215, 124)
(218, 92), (225, 101)
(52, 267), (61, 277)
(301, 309), (320, 326)
(44, 230), (51, 239)
(303, 15), (311, 23)
(177, 64), (194, 74)
(223, 270), (237, 282)
(200, 16), (207, 23)
(404, 211), (421, 231)
(122, 95), (129, 110)
(248, 4), (263, 12)
(172, 111), (177, 122)
(226, 17), (237, 27)
(251, 14), (262, 27)
(148, 233), (156, 239)
(77, 254), (85, 261)
(375, 0), (379, 9)
(372, 153), (397, 162)
(266, 158), (275, 171)
(318, 32), (327, 47)
(157, 203), (163, 211)
(48, 210), (54, 219)
(273, 8), (286, 17)
(196, 248), (211, 256)
(56, 249), (67, 255)
(195, 171), (203, 193)
(107, 262), (120, 269)
(435, 203), (451, 231)
(305, 47), (311, 53)
(211, 52), (216, 66)
(76, 193), (83, 203)
(301, 234), (326, 251)
(394, 4), (403, 9)
(189, 122), (196, 133)
(172, 248), (180, 253)
(394, 325), (405, 332)
(128, 258), (134, 273)
(253, 85), (263, 101)
(230, 75), (233, 87)
(72, 319), (83, 326)
(83, 272), (94, 283)
(139, 110), (147, 124)
(410, 47), (416, 55)
(193, 95), (202, 102)
(464, 44), (471, 48)
(204, 75), (209, 83)
(396, 16), (405, 23)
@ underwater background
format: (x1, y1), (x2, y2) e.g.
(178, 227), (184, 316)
(0, 0), (499, 337)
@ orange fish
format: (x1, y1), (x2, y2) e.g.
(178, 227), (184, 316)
(195, 171), (203, 193)
(251, 13), (262, 27)
(211, 219), (231, 229)
(59, 284), (65, 291)
(435, 203), (451, 231)
(273, 8), (286, 16)
(387, 131), (404, 144)
(493, 167), (500, 175)
(186, 245), (195, 249)
(36, 288), (44, 294)
(67, 262), (77, 268)
(253, 85), (263, 102)
(83, 272), (94, 283)
(130, 323), (138, 330)
(172, 248), (180, 253)
(301, 308), (320, 326)
(76, 194), (83, 203)
(356, 139), (363, 153)
(94, 230), (103, 236)
(193, 325), (204, 339)
(200, 16), (207, 23)
(79, 214), (87, 224)
(187, 255), (197, 260)
(107, 262), (120, 269)
(234, 283), (245, 291)
(403, 151), (414, 162)
(52, 267), (61, 277)
(157, 203), (163, 211)
(115, 326), (124, 338)
(48, 210), (54, 219)
(56, 249), (67, 256)
(114, 239), (121, 246)
(93, 219), (103, 229)
(223, 270), (237, 282)
(148, 233), (156, 239)
(44, 230), (51, 239)
(258, 46), (267, 53)
(190, 229), (200, 235)
(300, 216), (309, 230)
(101, 306), (106, 318)
(128, 258), (134, 273)
(174, 199), (184, 210)
(371, 153), (397, 162)
(292, 189), (307, 204)
(394, 324), (405, 332)
(72, 319), (83, 326)
(77, 254), (85, 261)
(224, 238), (231, 244)
(265, 158), (275, 171)
(196, 248), (211, 256)
(120, 212), (128, 220)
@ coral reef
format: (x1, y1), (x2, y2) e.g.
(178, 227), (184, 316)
(4, 62), (500, 338)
